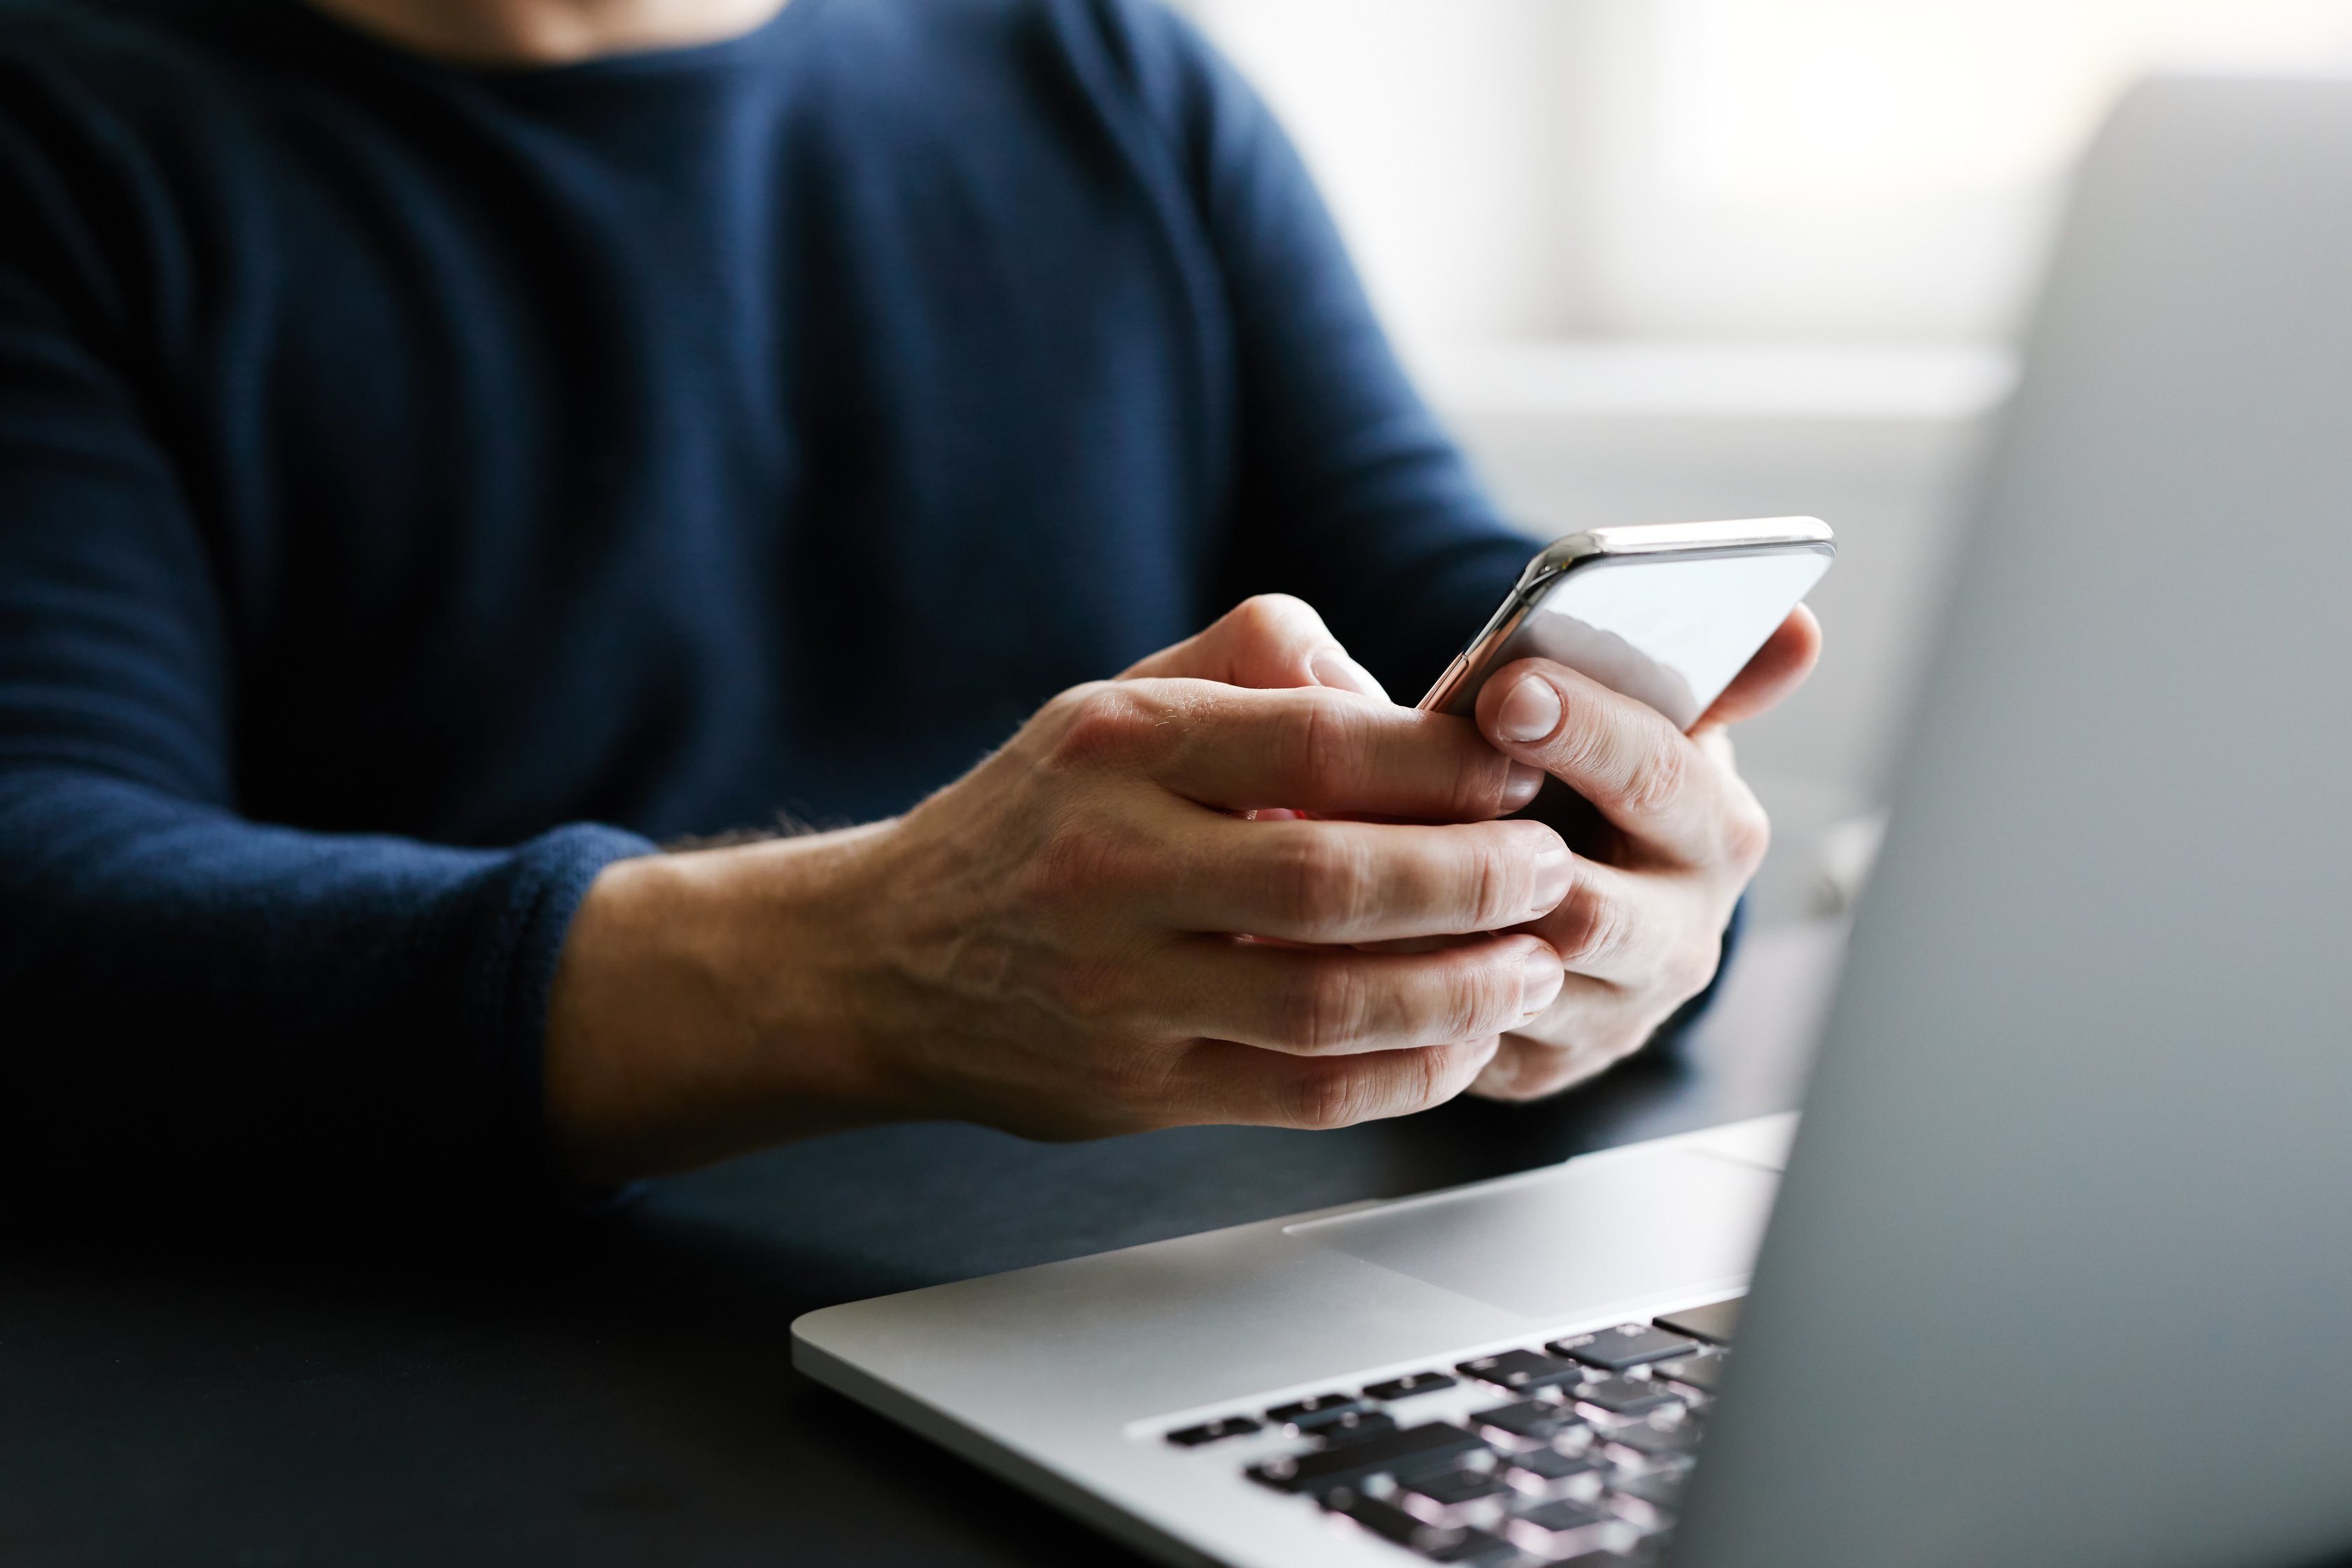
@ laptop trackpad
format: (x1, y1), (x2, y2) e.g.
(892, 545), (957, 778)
(1285, 1147), (1778, 1320)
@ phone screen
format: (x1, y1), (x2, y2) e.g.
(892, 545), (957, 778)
(1504, 547), (1831, 730)
(1422, 522), (1834, 727)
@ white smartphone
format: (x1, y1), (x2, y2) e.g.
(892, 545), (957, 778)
(1420, 517), (1835, 730)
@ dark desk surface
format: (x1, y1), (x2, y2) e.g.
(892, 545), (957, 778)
(0, 924), (1839, 1568)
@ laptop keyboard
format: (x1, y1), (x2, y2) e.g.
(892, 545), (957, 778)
(1159, 1296), (1741, 1567)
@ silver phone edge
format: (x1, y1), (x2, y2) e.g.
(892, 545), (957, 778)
(1416, 517), (1835, 719)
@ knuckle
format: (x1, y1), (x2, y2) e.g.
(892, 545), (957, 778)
(1404, 1041), (1472, 1112)
(1541, 703), (1614, 780)
(1233, 592), (1311, 637)
(1619, 735), (1690, 818)
(1550, 886), (1627, 969)
(1231, 595), (1284, 631)
(1288, 1044), (1463, 1130)
(1098, 1046), (1184, 1117)
(1440, 959), (1500, 1040)
(1046, 683), (1161, 770)
(1286, 1063), (1372, 1130)
(1269, 830), (1368, 934)
(1278, 961), (1371, 1054)
(1472, 755), (1526, 820)
(1437, 731), (1522, 822)
(1465, 840), (1521, 930)
(1284, 690), (1357, 790)
(1224, 594), (1325, 675)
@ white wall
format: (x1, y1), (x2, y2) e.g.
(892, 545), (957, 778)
(1177, 0), (2352, 915)
(1186, 0), (2352, 346)
(1180, 0), (1600, 342)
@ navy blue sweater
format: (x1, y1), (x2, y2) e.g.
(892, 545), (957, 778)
(0, 0), (1539, 1206)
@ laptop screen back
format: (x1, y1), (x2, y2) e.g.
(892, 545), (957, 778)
(1674, 76), (2352, 1568)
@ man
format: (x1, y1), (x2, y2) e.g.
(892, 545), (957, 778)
(0, 0), (1816, 1208)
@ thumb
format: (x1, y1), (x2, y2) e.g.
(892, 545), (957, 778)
(1117, 594), (1390, 699)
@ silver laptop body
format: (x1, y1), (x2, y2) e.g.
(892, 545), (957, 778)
(794, 75), (2352, 1568)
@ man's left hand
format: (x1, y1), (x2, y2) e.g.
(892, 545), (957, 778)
(1466, 607), (1822, 1099)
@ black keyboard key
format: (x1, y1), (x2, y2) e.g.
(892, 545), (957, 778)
(1324, 1489), (1427, 1545)
(1653, 1296), (1742, 1345)
(1248, 1422), (1490, 1494)
(1600, 1420), (1699, 1469)
(1517, 1497), (1611, 1532)
(1364, 1371), (1460, 1402)
(1165, 1415), (1260, 1447)
(1406, 1468), (1513, 1508)
(1613, 1469), (1685, 1508)
(1654, 1354), (1723, 1395)
(1572, 1376), (1681, 1418)
(1507, 1445), (1602, 1480)
(1416, 1527), (1516, 1565)
(1503, 1446), (1605, 1501)
(1549, 1323), (1702, 1372)
(1458, 1348), (1585, 1393)
(1399, 1467), (1513, 1527)
(1469, 1399), (1586, 1447)
(1267, 1392), (1358, 1424)
(1325, 1490), (1516, 1564)
(1609, 1469), (1684, 1529)
(1506, 1497), (1617, 1557)
(1305, 1408), (1398, 1445)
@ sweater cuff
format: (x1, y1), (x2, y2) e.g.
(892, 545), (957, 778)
(472, 822), (657, 1211)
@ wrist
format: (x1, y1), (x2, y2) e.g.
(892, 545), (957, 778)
(543, 822), (900, 1182)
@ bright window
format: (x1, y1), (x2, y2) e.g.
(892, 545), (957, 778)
(1184, 0), (2352, 344)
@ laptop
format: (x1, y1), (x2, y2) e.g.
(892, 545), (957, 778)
(792, 75), (2352, 1568)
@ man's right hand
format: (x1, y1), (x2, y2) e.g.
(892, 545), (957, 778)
(545, 598), (1572, 1180)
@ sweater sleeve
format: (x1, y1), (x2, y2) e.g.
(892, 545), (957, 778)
(0, 188), (651, 1214)
(1084, 0), (1536, 700)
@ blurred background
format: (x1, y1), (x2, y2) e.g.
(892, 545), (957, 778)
(1178, 0), (2352, 925)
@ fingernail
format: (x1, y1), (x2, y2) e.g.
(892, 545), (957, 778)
(1529, 845), (1572, 916)
(1501, 762), (1545, 811)
(1310, 647), (1390, 703)
(1496, 674), (1562, 743)
(1518, 944), (1565, 1017)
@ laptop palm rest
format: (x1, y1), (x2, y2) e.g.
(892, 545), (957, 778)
(1284, 1144), (1779, 1319)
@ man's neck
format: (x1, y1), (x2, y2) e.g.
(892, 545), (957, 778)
(301, 0), (788, 66)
